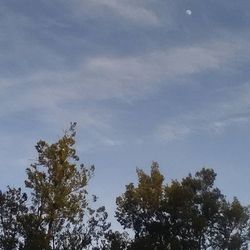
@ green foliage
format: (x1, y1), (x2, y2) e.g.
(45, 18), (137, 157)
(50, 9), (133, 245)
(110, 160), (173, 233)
(103, 230), (129, 250)
(0, 187), (28, 250)
(0, 124), (249, 250)
(116, 162), (164, 238)
(19, 213), (48, 250)
(211, 197), (250, 249)
(23, 122), (109, 249)
(116, 163), (250, 250)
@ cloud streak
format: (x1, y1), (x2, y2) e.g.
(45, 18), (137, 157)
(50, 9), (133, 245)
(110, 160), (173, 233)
(1, 1), (250, 149)
(84, 0), (159, 25)
(155, 83), (250, 141)
(0, 38), (242, 117)
(0, 37), (247, 139)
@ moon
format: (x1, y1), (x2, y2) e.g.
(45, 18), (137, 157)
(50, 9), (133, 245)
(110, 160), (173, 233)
(185, 9), (192, 15)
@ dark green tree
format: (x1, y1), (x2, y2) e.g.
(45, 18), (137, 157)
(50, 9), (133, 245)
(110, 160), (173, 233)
(0, 187), (28, 250)
(19, 213), (48, 250)
(102, 230), (129, 250)
(116, 163), (250, 250)
(211, 197), (250, 249)
(57, 206), (110, 250)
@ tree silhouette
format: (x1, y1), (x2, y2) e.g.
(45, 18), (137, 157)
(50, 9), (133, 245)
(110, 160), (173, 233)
(116, 163), (250, 249)
(0, 187), (28, 250)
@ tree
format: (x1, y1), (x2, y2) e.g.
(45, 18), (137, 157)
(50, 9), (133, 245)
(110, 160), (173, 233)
(116, 163), (250, 249)
(164, 168), (227, 249)
(20, 212), (48, 250)
(211, 198), (250, 249)
(24, 122), (109, 249)
(102, 230), (129, 250)
(116, 162), (168, 249)
(0, 187), (28, 250)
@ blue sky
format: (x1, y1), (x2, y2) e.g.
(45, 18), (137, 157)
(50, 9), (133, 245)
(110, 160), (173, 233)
(1, 0), (250, 229)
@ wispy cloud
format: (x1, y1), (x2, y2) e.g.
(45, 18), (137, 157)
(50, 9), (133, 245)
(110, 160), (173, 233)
(1, 0), (250, 149)
(156, 123), (191, 142)
(82, 39), (241, 100)
(85, 0), (159, 25)
(211, 117), (249, 133)
(155, 83), (250, 141)
(0, 38), (246, 138)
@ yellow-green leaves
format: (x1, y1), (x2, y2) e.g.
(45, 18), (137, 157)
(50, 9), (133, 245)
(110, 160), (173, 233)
(25, 123), (94, 248)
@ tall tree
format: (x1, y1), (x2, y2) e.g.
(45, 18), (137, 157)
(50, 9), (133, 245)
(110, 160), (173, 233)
(24, 122), (109, 249)
(116, 162), (168, 249)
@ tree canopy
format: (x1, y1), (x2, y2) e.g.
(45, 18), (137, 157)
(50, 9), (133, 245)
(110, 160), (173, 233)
(0, 125), (249, 249)
(116, 162), (250, 250)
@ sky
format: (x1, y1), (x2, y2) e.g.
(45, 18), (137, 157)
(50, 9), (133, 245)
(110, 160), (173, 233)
(1, 0), (250, 229)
